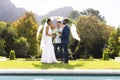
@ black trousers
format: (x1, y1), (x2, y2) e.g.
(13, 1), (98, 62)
(53, 43), (62, 60)
(62, 43), (69, 63)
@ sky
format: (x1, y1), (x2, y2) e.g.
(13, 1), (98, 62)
(11, 0), (120, 27)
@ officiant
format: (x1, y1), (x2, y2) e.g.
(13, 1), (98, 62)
(53, 21), (63, 60)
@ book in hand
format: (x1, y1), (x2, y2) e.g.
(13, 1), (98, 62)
(58, 31), (62, 34)
(52, 33), (57, 38)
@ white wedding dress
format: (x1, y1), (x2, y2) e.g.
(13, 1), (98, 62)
(41, 26), (57, 63)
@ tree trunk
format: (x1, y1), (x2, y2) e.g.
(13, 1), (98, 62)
(85, 46), (88, 59)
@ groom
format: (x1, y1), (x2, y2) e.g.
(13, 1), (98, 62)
(61, 19), (70, 64)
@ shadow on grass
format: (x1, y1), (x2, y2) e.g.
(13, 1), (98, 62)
(32, 62), (84, 69)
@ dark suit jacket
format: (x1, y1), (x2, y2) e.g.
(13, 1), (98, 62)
(61, 24), (70, 44)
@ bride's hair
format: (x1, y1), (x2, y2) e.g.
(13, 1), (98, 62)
(47, 19), (51, 24)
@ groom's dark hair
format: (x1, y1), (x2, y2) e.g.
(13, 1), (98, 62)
(57, 21), (61, 23)
(63, 19), (69, 24)
(47, 19), (51, 24)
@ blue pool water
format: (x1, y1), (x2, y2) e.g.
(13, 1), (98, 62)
(0, 76), (120, 80)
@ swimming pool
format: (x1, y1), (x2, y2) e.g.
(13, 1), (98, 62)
(0, 75), (120, 80)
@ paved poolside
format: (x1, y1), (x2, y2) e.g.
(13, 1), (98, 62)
(0, 69), (120, 76)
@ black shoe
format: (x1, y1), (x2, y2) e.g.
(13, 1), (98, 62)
(65, 62), (68, 64)
(64, 61), (68, 64)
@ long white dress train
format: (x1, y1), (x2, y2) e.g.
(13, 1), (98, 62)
(41, 26), (57, 63)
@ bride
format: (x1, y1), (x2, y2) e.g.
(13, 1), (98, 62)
(41, 19), (58, 63)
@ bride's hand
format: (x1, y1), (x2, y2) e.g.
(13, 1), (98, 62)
(52, 34), (56, 38)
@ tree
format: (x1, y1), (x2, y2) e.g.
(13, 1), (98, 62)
(0, 22), (17, 57)
(41, 17), (49, 25)
(105, 28), (120, 58)
(0, 39), (6, 56)
(80, 8), (105, 22)
(68, 10), (80, 20)
(13, 12), (39, 56)
(70, 16), (113, 59)
(0, 22), (6, 56)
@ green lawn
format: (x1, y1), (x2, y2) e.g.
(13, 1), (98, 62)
(0, 59), (120, 69)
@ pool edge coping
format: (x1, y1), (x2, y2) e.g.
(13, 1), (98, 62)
(0, 69), (120, 76)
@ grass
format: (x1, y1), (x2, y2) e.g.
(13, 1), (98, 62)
(0, 59), (120, 69)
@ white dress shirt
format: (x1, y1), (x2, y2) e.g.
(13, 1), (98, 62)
(53, 27), (63, 44)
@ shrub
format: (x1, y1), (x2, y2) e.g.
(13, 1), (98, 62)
(102, 48), (109, 60)
(9, 50), (16, 60)
(36, 47), (43, 58)
(0, 39), (6, 56)
(88, 55), (94, 61)
(15, 37), (29, 57)
(118, 51), (120, 57)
